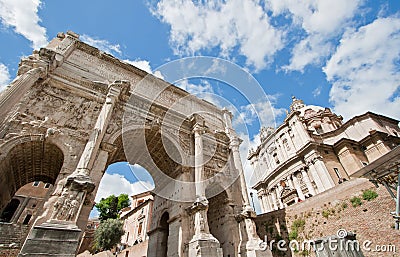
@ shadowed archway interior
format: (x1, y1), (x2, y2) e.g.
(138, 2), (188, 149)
(0, 140), (64, 212)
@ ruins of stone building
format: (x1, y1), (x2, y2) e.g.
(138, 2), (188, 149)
(0, 181), (52, 256)
(248, 96), (400, 213)
(77, 218), (100, 254)
(0, 181), (52, 225)
(116, 191), (153, 257)
(0, 31), (272, 257)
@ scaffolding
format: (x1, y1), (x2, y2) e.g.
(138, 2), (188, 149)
(352, 146), (400, 230)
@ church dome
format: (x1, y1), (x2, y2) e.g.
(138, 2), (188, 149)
(289, 96), (325, 118)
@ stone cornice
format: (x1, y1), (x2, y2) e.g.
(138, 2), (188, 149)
(313, 112), (399, 139)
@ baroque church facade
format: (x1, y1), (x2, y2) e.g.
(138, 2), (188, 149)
(248, 97), (400, 213)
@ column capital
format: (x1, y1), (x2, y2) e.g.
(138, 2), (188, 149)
(235, 208), (257, 222)
(229, 136), (243, 148)
(108, 80), (131, 101)
(186, 197), (209, 215)
(192, 123), (208, 135)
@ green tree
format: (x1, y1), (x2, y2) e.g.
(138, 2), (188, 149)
(93, 218), (124, 252)
(95, 194), (130, 221)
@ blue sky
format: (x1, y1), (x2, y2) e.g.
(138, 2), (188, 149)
(1, 0), (400, 214)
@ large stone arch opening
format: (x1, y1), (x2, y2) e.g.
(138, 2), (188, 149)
(86, 128), (183, 255)
(106, 128), (184, 193)
(0, 140), (64, 214)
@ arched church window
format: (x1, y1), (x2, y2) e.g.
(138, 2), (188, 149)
(273, 153), (280, 164)
(283, 139), (290, 150)
(315, 125), (323, 134)
(333, 168), (342, 179)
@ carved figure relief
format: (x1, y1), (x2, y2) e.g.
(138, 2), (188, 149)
(17, 84), (102, 133)
(51, 189), (82, 221)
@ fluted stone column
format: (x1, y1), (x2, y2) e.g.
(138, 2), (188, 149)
(188, 122), (222, 257)
(258, 195), (266, 213)
(301, 168), (316, 196)
(222, 109), (272, 257)
(270, 189), (278, 210)
(277, 185), (284, 209)
(292, 174), (305, 201)
(313, 157), (335, 190)
(287, 176), (295, 189)
(266, 193), (274, 211)
(307, 162), (325, 193)
(260, 189), (271, 213)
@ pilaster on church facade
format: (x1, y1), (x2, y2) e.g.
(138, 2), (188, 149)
(249, 96), (400, 214)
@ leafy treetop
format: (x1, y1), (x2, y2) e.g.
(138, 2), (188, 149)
(95, 194), (130, 221)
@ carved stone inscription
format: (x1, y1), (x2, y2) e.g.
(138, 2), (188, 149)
(67, 49), (140, 83)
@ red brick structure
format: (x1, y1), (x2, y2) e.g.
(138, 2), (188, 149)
(255, 179), (400, 257)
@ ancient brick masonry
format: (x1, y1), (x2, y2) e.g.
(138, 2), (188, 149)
(255, 179), (400, 257)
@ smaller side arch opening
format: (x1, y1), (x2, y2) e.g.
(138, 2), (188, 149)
(159, 212), (169, 257)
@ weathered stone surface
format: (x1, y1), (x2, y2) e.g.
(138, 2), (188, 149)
(0, 32), (271, 257)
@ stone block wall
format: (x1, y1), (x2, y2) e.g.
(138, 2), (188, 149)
(0, 223), (30, 257)
(255, 178), (400, 257)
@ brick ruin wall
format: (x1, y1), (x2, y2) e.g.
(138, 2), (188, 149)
(0, 223), (30, 257)
(255, 178), (400, 257)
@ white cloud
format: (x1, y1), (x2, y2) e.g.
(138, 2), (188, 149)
(0, 63), (10, 91)
(152, 0), (284, 71)
(324, 16), (400, 120)
(234, 95), (285, 129)
(312, 86), (322, 98)
(123, 59), (164, 79)
(95, 173), (154, 203)
(80, 34), (122, 56)
(266, 0), (363, 72)
(176, 79), (221, 106)
(0, 0), (47, 49)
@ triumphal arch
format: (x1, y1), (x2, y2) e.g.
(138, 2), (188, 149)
(0, 31), (271, 257)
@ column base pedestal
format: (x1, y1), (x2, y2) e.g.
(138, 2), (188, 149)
(18, 221), (81, 257)
(240, 239), (273, 257)
(236, 211), (273, 257)
(188, 235), (223, 257)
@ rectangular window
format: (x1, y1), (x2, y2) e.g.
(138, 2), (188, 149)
(333, 168), (341, 178)
(23, 214), (32, 225)
(137, 222), (143, 236)
(33, 181), (40, 187)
